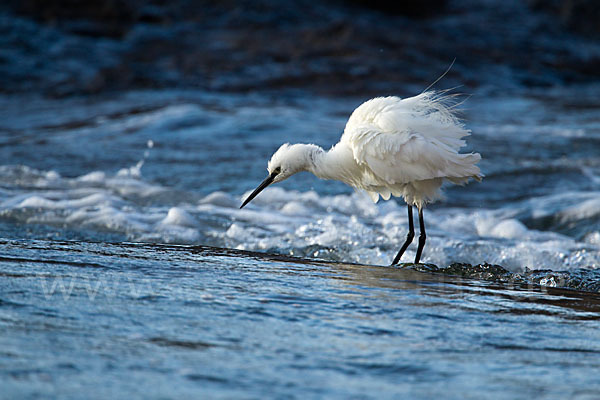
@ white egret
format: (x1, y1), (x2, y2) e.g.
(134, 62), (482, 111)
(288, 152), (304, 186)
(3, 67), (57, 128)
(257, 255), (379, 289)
(240, 90), (482, 264)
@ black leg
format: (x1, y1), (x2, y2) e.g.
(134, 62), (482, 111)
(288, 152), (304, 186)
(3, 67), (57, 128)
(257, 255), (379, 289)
(391, 205), (415, 265)
(414, 207), (426, 264)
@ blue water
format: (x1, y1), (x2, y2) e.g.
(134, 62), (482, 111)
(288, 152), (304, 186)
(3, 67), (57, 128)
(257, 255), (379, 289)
(2, 239), (600, 399)
(1, 85), (600, 398)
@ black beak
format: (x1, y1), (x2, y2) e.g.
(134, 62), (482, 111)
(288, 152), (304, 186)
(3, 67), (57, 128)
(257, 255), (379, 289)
(240, 172), (278, 209)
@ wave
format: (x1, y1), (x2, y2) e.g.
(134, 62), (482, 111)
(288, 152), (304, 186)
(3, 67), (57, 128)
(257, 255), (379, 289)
(0, 164), (598, 271)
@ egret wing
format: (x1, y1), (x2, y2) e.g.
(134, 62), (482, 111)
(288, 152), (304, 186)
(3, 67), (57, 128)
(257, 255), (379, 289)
(341, 93), (481, 185)
(362, 132), (481, 184)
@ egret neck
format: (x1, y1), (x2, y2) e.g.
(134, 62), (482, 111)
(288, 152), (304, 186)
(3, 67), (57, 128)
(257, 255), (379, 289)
(307, 143), (358, 184)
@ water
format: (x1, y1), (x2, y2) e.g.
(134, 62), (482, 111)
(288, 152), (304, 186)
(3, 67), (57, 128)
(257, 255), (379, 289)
(1, 85), (600, 398)
(0, 88), (598, 269)
(2, 239), (600, 399)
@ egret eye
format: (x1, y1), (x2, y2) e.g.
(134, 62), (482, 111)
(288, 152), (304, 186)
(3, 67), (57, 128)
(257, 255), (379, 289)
(273, 167), (281, 174)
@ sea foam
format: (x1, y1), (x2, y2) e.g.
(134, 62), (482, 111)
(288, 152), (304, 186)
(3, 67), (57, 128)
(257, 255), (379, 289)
(0, 164), (598, 271)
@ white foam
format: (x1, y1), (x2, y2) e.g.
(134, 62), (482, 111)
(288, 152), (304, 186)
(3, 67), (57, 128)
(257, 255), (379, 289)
(221, 187), (600, 270)
(77, 171), (106, 182)
(489, 219), (529, 239)
(17, 195), (57, 209)
(160, 207), (196, 227)
(16, 192), (118, 210)
(45, 170), (61, 181)
(1, 163), (598, 271)
(586, 232), (600, 245)
(280, 201), (312, 216)
(560, 197), (600, 220)
(199, 191), (238, 208)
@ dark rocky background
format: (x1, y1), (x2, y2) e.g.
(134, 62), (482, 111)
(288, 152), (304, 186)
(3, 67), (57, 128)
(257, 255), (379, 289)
(0, 0), (599, 97)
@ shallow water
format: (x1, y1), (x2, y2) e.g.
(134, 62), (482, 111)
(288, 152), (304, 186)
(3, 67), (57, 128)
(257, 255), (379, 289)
(2, 239), (600, 399)
(1, 86), (600, 397)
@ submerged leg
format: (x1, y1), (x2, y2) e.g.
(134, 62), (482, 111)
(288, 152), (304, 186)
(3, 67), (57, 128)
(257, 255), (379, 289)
(391, 205), (415, 265)
(414, 207), (426, 264)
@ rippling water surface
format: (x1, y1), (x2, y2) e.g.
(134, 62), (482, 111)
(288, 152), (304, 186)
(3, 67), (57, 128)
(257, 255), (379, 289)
(2, 239), (600, 399)
(1, 86), (600, 398)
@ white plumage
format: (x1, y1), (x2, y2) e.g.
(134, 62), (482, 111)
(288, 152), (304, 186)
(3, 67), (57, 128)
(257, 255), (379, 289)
(241, 90), (483, 264)
(339, 92), (482, 206)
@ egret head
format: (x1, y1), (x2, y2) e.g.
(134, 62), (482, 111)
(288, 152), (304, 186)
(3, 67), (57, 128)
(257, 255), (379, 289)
(240, 143), (317, 208)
